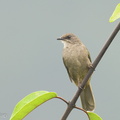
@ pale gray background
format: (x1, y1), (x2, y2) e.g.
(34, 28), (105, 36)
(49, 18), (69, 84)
(0, 0), (120, 120)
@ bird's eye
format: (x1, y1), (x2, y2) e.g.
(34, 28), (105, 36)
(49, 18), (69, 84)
(66, 35), (71, 39)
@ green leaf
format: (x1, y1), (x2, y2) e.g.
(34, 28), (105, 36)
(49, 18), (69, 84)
(10, 91), (57, 120)
(109, 3), (120, 22)
(87, 112), (102, 120)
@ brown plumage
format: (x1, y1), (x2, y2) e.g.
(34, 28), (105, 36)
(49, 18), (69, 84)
(57, 33), (95, 111)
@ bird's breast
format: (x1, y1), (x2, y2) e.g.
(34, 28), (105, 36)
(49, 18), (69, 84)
(62, 45), (89, 76)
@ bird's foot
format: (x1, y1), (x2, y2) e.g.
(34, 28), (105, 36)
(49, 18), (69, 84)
(88, 63), (95, 71)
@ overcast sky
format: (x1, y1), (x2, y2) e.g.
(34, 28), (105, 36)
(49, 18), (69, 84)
(0, 1), (120, 120)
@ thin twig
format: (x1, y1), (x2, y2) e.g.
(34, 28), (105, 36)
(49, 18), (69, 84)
(61, 22), (120, 120)
(75, 106), (90, 120)
(56, 96), (69, 105)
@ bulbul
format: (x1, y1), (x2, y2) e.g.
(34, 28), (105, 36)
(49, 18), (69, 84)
(57, 33), (95, 111)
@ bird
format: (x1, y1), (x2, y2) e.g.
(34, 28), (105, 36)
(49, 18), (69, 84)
(57, 33), (95, 111)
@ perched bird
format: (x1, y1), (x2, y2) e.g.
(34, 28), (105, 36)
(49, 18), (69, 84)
(57, 33), (95, 111)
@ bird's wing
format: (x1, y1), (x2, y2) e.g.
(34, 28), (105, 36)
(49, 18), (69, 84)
(88, 51), (92, 62)
(63, 57), (73, 82)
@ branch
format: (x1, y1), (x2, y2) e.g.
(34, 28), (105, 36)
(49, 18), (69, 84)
(61, 22), (120, 120)
(75, 106), (90, 119)
(56, 96), (69, 105)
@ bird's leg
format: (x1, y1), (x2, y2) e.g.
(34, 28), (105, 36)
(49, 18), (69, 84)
(88, 63), (95, 71)
(88, 63), (93, 68)
(78, 81), (85, 90)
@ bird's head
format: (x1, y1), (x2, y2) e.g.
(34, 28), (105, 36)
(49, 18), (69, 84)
(57, 33), (81, 46)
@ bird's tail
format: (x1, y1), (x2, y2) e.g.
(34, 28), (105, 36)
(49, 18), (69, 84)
(80, 83), (95, 111)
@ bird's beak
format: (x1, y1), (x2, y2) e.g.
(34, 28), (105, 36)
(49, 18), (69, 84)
(57, 37), (64, 40)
